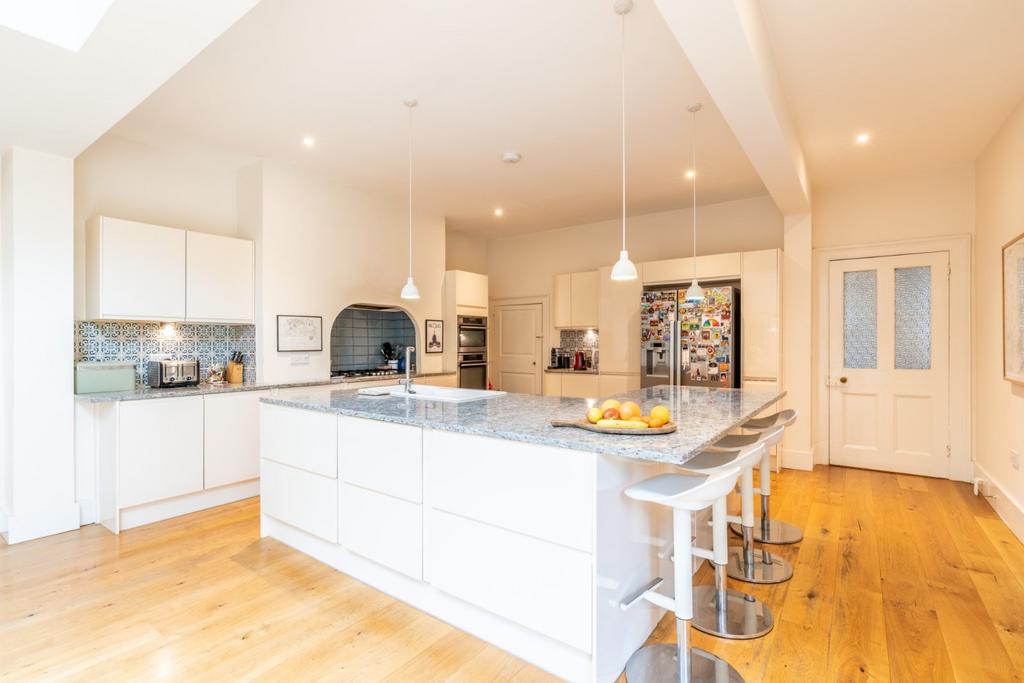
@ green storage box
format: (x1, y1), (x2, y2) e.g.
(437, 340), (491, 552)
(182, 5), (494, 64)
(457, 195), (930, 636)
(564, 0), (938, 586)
(75, 361), (137, 394)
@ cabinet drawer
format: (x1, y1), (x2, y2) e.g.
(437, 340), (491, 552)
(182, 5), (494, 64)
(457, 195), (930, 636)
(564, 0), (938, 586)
(428, 509), (592, 653)
(261, 459), (337, 542)
(425, 430), (594, 552)
(339, 416), (421, 503)
(341, 484), (422, 579)
(260, 403), (337, 478)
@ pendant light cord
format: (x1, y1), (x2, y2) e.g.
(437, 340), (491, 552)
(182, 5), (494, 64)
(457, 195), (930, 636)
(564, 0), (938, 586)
(691, 107), (697, 278)
(620, 13), (626, 252)
(408, 103), (414, 280)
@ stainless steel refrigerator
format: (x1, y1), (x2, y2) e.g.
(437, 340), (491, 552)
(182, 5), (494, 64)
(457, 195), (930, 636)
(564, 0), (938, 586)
(640, 283), (740, 388)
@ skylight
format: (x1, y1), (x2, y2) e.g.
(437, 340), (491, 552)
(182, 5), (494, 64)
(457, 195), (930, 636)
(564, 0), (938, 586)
(0, 0), (114, 52)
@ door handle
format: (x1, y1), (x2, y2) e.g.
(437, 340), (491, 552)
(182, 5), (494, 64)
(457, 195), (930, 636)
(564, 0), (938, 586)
(839, 376), (848, 384)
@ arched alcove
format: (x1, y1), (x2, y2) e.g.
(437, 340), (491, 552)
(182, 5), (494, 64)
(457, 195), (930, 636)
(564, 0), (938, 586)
(329, 304), (417, 376)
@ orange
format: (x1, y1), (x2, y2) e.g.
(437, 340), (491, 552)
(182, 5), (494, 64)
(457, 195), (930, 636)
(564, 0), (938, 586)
(619, 401), (641, 420)
(649, 416), (668, 428)
(600, 399), (621, 413)
(650, 405), (671, 424)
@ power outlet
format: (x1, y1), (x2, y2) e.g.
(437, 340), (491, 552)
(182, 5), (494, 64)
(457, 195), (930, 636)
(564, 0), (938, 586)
(1012, 449), (1021, 471)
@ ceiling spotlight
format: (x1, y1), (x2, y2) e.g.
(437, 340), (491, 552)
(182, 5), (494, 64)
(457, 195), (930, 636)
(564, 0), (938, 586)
(502, 151), (522, 164)
(302, 135), (315, 147)
(494, 208), (504, 217)
(685, 169), (696, 179)
(855, 132), (871, 145)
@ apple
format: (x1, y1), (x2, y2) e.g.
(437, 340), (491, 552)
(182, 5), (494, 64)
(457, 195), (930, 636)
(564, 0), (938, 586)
(586, 407), (603, 424)
(603, 407), (620, 420)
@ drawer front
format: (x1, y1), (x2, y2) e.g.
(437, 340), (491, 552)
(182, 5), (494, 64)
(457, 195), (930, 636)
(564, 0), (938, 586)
(339, 416), (422, 503)
(428, 509), (592, 653)
(261, 459), (338, 542)
(340, 483), (422, 580)
(260, 403), (337, 478)
(424, 430), (594, 553)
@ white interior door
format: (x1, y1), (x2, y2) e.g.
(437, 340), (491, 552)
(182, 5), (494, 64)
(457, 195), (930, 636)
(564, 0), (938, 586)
(827, 252), (950, 477)
(493, 303), (543, 395)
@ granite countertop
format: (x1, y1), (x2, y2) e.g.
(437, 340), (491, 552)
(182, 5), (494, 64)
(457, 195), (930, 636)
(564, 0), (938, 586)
(261, 385), (786, 465)
(75, 371), (456, 403)
(544, 368), (599, 375)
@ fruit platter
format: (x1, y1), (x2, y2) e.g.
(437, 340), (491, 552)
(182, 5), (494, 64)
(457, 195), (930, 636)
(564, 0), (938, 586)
(551, 399), (676, 435)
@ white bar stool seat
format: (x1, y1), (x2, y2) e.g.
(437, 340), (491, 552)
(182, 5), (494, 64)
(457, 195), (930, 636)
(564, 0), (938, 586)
(620, 466), (747, 683)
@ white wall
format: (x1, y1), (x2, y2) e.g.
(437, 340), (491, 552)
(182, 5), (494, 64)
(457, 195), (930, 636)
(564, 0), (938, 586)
(0, 147), (79, 543)
(73, 134), (249, 318)
(975, 99), (1024, 538)
(239, 161), (446, 383)
(487, 195), (782, 300)
(445, 229), (488, 274)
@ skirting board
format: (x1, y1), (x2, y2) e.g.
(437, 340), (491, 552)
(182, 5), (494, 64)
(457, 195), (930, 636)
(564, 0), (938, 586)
(781, 447), (814, 471)
(1, 502), (80, 545)
(974, 462), (1024, 543)
(118, 481), (259, 532)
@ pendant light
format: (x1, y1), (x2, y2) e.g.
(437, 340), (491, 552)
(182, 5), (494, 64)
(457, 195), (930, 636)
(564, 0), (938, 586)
(400, 97), (421, 300)
(609, 0), (638, 281)
(684, 102), (705, 302)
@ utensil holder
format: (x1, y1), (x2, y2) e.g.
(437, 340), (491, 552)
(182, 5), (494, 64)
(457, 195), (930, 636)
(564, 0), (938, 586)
(226, 361), (244, 384)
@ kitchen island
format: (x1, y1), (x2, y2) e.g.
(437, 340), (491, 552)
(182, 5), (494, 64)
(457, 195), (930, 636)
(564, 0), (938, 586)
(259, 385), (784, 682)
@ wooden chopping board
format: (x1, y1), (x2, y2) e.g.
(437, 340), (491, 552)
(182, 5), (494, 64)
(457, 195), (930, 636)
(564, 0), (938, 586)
(550, 419), (677, 435)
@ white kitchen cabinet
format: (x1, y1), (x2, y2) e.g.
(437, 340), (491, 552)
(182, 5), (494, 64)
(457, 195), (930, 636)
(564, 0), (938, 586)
(261, 459), (338, 543)
(118, 397), (204, 508)
(204, 391), (268, 489)
(185, 231), (255, 323)
(444, 269), (489, 314)
(569, 270), (599, 328)
(597, 265), (641, 374)
(340, 483), (422, 579)
(553, 273), (572, 328)
(338, 416), (422, 503)
(741, 249), (781, 382)
(260, 403), (338, 477)
(561, 373), (600, 399)
(86, 217), (186, 321)
(641, 252), (743, 285)
(598, 373), (640, 397)
(543, 372), (563, 397)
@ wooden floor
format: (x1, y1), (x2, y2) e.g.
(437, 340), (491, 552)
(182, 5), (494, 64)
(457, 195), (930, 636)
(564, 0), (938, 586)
(1, 466), (1022, 682)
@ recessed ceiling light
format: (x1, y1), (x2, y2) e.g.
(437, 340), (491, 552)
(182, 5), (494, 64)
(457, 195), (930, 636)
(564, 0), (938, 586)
(494, 208), (504, 217)
(685, 169), (696, 179)
(502, 152), (521, 164)
(302, 135), (315, 147)
(855, 132), (871, 145)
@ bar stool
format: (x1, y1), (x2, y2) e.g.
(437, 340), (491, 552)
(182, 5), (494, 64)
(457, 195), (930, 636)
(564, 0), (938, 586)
(725, 409), (802, 545)
(620, 466), (747, 683)
(672, 440), (780, 635)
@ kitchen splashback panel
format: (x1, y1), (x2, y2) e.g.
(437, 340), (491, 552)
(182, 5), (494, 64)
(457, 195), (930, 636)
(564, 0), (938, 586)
(75, 321), (256, 385)
(331, 307), (416, 372)
(559, 328), (599, 353)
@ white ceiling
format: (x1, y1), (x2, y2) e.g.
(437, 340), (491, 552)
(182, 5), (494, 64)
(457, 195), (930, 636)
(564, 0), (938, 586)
(106, 0), (767, 237)
(0, 0), (260, 157)
(760, 0), (1024, 189)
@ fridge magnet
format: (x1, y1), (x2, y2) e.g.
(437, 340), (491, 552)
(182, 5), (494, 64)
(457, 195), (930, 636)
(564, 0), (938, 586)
(425, 319), (443, 353)
(276, 315), (322, 352)
(701, 330), (711, 341)
(1004, 230), (1024, 383)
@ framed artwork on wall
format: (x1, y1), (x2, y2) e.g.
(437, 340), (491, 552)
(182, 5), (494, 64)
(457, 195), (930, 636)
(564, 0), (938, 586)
(1003, 231), (1024, 383)
(425, 319), (443, 353)
(277, 315), (323, 352)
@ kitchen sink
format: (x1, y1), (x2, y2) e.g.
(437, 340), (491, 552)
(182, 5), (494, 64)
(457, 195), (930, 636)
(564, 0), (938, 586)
(358, 384), (506, 403)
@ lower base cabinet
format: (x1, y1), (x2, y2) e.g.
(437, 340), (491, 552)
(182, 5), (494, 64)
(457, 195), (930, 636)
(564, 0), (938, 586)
(261, 459), (338, 543)
(119, 396), (204, 508)
(544, 372), (601, 398)
(204, 390), (269, 489)
(340, 483), (422, 579)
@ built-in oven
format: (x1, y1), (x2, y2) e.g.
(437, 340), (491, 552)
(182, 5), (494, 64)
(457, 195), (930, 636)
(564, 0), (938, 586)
(458, 352), (487, 390)
(457, 315), (487, 353)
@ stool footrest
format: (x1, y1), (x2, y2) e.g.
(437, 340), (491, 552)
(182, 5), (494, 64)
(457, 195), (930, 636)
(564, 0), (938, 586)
(619, 577), (664, 611)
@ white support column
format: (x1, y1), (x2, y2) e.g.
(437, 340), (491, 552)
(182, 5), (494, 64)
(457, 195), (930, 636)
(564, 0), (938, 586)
(0, 147), (79, 543)
(781, 213), (813, 469)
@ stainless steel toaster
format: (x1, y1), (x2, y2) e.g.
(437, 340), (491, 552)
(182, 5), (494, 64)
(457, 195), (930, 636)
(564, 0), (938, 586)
(147, 359), (199, 388)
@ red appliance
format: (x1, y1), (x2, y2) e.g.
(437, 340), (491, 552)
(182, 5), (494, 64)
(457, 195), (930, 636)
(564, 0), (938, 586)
(573, 351), (586, 371)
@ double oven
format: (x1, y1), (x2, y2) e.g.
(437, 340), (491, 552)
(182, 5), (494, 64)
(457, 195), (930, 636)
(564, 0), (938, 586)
(457, 315), (488, 390)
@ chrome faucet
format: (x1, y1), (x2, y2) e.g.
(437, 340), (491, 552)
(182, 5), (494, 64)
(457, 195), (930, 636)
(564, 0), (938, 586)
(402, 346), (416, 394)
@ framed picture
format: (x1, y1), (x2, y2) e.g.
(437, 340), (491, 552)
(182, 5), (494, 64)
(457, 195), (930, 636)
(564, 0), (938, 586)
(276, 315), (322, 352)
(425, 319), (444, 354)
(1003, 232), (1024, 383)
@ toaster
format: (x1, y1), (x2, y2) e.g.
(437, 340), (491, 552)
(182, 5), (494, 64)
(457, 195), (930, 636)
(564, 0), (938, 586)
(147, 359), (199, 388)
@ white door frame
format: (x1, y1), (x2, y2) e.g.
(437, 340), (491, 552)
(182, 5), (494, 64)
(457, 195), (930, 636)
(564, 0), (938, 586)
(812, 235), (972, 481)
(488, 295), (550, 392)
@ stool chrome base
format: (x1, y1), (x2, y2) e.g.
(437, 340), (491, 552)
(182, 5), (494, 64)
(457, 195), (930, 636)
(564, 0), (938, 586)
(690, 585), (773, 640)
(727, 546), (794, 584)
(624, 644), (744, 683)
(729, 518), (804, 545)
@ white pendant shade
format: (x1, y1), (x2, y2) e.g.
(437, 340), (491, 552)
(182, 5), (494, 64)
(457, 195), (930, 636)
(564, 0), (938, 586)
(611, 250), (638, 280)
(684, 279), (705, 302)
(400, 276), (421, 300)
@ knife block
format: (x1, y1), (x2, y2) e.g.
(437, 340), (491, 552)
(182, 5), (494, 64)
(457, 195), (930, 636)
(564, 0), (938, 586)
(226, 360), (244, 384)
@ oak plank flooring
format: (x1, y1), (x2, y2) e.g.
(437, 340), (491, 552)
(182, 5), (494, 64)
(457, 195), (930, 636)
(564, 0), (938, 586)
(3, 465), (1023, 682)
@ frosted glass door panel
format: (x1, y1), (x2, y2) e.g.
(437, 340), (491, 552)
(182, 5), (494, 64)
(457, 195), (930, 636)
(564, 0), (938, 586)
(894, 266), (932, 370)
(843, 270), (877, 369)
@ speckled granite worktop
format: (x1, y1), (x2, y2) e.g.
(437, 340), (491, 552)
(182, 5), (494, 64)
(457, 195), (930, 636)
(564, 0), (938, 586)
(75, 372), (456, 402)
(261, 385), (785, 465)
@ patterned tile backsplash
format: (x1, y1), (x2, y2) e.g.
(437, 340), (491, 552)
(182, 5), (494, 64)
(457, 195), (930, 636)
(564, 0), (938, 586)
(330, 307), (416, 372)
(559, 328), (599, 353)
(75, 321), (257, 385)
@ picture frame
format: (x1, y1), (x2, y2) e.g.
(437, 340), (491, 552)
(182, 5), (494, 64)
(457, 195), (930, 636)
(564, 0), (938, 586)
(425, 319), (444, 354)
(276, 315), (323, 352)
(1003, 231), (1024, 383)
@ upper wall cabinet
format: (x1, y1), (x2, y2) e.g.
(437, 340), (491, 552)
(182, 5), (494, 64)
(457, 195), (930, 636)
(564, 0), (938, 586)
(553, 270), (598, 329)
(86, 217), (187, 321)
(86, 217), (255, 323)
(445, 270), (488, 313)
(597, 265), (641, 374)
(186, 231), (255, 323)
